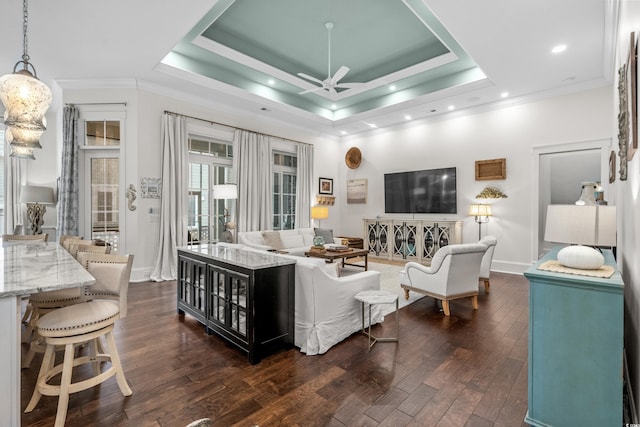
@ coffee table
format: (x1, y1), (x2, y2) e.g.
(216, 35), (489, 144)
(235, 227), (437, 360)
(304, 248), (369, 275)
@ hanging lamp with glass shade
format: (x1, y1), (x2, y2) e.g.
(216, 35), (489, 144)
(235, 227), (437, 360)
(0, 0), (52, 159)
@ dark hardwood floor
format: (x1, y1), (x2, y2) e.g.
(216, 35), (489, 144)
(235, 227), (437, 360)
(21, 271), (529, 426)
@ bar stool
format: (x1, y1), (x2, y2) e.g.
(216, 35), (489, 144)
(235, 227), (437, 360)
(25, 253), (134, 427)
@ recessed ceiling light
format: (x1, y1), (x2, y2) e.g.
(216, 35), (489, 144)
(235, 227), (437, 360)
(501, 91), (509, 98)
(331, 104), (337, 109)
(552, 44), (567, 54)
(366, 122), (377, 128)
(448, 105), (455, 111)
(268, 79), (275, 85)
(405, 115), (412, 120)
(340, 130), (348, 135)
(389, 85), (396, 91)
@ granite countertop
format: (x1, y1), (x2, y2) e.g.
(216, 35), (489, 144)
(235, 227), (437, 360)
(178, 243), (296, 269)
(0, 242), (95, 297)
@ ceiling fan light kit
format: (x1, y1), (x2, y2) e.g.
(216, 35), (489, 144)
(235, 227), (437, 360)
(297, 21), (364, 96)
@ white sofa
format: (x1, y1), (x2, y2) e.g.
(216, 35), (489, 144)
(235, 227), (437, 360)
(237, 228), (342, 256)
(238, 245), (383, 355)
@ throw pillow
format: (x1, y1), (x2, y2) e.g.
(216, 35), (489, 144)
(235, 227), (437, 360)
(314, 228), (334, 245)
(261, 231), (285, 250)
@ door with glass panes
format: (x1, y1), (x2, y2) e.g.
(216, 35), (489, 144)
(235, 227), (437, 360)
(81, 118), (124, 253)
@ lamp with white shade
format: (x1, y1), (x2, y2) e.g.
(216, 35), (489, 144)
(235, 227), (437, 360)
(21, 185), (55, 235)
(544, 204), (616, 269)
(212, 184), (237, 243)
(468, 203), (492, 240)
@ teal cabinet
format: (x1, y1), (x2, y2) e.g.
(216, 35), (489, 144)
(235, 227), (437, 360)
(524, 248), (623, 427)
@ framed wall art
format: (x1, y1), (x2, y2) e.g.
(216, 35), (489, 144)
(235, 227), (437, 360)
(319, 177), (333, 195)
(618, 62), (629, 181)
(347, 179), (367, 204)
(475, 158), (506, 180)
(140, 177), (161, 198)
(609, 150), (616, 183)
(629, 32), (638, 160)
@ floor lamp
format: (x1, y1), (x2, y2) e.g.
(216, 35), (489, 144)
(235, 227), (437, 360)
(212, 184), (238, 243)
(468, 203), (492, 240)
(21, 185), (55, 235)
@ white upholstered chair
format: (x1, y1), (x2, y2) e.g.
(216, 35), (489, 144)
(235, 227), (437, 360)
(25, 253), (134, 427)
(399, 243), (487, 316)
(478, 235), (497, 293)
(292, 257), (383, 354)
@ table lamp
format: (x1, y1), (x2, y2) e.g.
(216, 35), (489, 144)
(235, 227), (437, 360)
(311, 205), (329, 228)
(21, 185), (55, 235)
(544, 204), (616, 269)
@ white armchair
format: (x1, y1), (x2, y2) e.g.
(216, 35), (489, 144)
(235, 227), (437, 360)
(478, 235), (497, 293)
(400, 243), (487, 316)
(294, 258), (383, 355)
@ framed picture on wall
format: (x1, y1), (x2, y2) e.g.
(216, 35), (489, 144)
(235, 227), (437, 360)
(319, 177), (333, 195)
(347, 179), (367, 204)
(628, 31), (638, 160)
(609, 150), (616, 183)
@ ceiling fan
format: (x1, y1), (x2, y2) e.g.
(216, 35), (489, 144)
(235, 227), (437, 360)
(297, 22), (363, 96)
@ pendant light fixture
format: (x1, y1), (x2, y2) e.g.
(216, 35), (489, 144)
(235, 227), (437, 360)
(0, 0), (52, 160)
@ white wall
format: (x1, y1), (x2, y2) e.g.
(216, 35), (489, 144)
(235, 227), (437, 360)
(617, 0), (640, 416)
(56, 85), (339, 280)
(334, 86), (613, 274)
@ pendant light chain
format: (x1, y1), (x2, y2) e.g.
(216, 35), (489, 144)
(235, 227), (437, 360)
(22, 0), (29, 64)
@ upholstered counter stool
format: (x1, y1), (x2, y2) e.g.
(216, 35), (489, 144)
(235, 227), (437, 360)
(354, 290), (399, 350)
(25, 253), (134, 427)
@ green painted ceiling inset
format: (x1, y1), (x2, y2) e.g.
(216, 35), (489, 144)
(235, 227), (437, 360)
(201, 0), (450, 83)
(162, 0), (487, 123)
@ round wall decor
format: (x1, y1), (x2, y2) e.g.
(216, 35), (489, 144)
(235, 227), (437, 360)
(345, 147), (362, 169)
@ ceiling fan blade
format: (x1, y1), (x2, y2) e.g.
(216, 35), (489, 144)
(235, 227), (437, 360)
(297, 72), (323, 85)
(298, 86), (326, 95)
(332, 66), (350, 83)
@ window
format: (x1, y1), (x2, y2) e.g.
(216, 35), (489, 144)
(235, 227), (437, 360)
(273, 151), (297, 230)
(188, 133), (233, 243)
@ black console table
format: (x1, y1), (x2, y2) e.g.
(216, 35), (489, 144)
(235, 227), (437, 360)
(177, 244), (296, 364)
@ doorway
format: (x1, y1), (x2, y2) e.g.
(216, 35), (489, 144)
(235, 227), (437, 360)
(532, 139), (611, 261)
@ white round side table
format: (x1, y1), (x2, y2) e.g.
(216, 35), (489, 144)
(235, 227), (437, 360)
(354, 290), (399, 350)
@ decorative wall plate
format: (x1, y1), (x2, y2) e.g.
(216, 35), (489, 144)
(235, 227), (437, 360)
(345, 147), (362, 169)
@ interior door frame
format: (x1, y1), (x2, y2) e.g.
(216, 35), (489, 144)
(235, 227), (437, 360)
(531, 138), (611, 263)
(78, 108), (126, 253)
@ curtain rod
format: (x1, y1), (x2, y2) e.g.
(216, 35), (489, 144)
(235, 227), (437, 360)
(163, 110), (311, 146)
(66, 102), (127, 106)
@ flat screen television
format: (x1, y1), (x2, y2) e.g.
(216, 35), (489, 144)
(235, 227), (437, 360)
(384, 167), (457, 214)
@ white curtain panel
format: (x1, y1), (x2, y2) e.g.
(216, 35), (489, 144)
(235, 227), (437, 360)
(296, 143), (313, 229)
(150, 113), (188, 281)
(57, 104), (80, 237)
(232, 130), (272, 232)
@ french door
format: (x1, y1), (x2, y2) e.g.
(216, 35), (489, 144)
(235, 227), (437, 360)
(83, 150), (122, 252)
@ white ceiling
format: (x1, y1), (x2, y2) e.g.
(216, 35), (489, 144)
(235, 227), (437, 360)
(0, 0), (617, 137)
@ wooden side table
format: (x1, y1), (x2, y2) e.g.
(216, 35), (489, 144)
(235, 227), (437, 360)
(354, 290), (399, 350)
